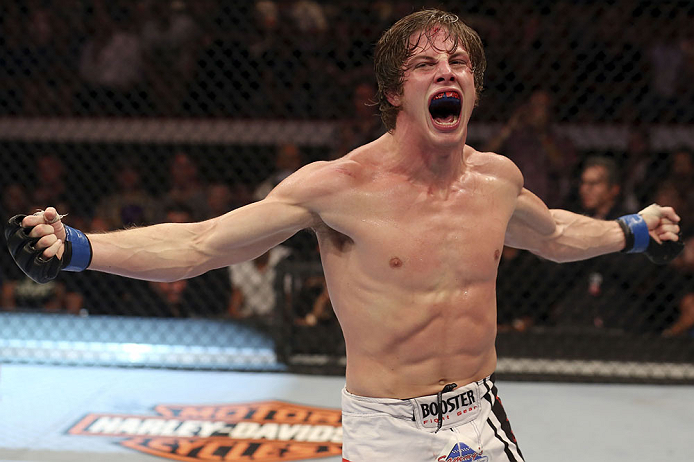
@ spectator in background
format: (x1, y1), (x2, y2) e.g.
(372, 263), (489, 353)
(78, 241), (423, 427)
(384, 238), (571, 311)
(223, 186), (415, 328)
(576, 5), (645, 122)
(251, 143), (315, 257)
(285, 0), (333, 118)
(142, 202), (229, 317)
(291, 272), (345, 356)
(663, 237), (694, 337)
(248, 0), (281, 61)
(633, 181), (693, 335)
(495, 245), (558, 332)
(294, 275), (332, 328)
(91, 158), (159, 232)
(495, 113), (612, 334)
(21, 0), (61, 115)
(240, 0), (294, 117)
(143, 278), (190, 317)
(1, 270), (83, 315)
(641, 9), (689, 123)
(0, 2), (25, 115)
(669, 147), (694, 190)
(290, 0), (327, 37)
(485, 89), (576, 208)
(31, 154), (89, 230)
(32, 154), (68, 209)
(552, 157), (638, 331)
(577, 156), (625, 219)
(322, 6), (379, 90)
(666, 147), (694, 234)
(140, 0), (202, 114)
(76, 0), (148, 115)
(333, 80), (385, 159)
(206, 182), (251, 219)
(1, 180), (84, 315)
(490, 3), (562, 104)
(679, 29), (694, 122)
(620, 127), (655, 212)
(1, 183), (31, 220)
(253, 143), (304, 201)
(161, 151), (210, 221)
(664, 292), (694, 337)
(1, 184), (33, 295)
(4, 154), (89, 315)
(228, 245), (292, 325)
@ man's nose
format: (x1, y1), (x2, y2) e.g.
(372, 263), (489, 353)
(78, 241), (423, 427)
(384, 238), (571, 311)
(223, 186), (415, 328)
(435, 61), (456, 82)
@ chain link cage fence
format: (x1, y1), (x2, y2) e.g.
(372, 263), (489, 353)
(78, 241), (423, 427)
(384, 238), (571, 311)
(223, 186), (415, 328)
(1, 0), (693, 382)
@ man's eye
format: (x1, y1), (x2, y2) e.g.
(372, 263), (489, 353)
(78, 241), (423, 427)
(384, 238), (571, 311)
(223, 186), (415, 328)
(415, 62), (432, 68)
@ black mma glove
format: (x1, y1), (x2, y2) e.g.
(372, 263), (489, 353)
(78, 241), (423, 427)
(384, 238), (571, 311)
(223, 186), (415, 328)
(617, 213), (684, 265)
(4, 214), (92, 284)
(643, 232), (685, 265)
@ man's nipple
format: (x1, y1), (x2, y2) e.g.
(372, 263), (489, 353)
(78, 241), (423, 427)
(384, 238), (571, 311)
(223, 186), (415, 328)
(494, 249), (501, 260)
(389, 257), (403, 268)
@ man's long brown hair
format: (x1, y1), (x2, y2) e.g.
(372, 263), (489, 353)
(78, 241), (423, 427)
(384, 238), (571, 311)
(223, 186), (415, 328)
(374, 9), (486, 132)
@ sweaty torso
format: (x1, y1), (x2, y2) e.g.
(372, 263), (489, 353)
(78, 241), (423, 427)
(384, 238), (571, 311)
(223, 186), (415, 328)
(307, 139), (522, 399)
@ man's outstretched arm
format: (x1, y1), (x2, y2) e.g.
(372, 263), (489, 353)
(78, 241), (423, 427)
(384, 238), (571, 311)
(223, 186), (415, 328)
(6, 160), (354, 284)
(88, 197), (314, 281)
(15, 197), (314, 283)
(505, 188), (682, 263)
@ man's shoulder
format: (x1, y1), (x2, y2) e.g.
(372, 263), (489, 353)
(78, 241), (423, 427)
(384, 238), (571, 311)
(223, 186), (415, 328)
(267, 157), (367, 205)
(467, 147), (524, 186)
(299, 157), (369, 185)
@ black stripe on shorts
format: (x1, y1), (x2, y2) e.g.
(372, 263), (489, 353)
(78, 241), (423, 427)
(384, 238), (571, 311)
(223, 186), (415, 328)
(483, 380), (524, 462)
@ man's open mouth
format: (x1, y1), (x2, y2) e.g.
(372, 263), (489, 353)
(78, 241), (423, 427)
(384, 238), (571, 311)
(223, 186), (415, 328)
(428, 91), (461, 128)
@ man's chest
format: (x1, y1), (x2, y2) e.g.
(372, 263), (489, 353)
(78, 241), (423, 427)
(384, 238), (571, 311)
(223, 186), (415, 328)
(317, 177), (517, 284)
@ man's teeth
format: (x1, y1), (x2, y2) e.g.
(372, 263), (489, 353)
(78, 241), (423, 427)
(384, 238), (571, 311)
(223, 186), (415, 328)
(433, 91), (460, 100)
(433, 115), (458, 125)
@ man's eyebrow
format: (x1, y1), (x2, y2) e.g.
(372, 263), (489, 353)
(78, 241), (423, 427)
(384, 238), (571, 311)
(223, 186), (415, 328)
(406, 48), (470, 66)
(405, 55), (435, 67)
(450, 50), (470, 59)
(409, 55), (436, 62)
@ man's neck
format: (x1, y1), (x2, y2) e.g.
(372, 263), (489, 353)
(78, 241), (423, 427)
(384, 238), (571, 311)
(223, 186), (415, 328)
(385, 129), (468, 192)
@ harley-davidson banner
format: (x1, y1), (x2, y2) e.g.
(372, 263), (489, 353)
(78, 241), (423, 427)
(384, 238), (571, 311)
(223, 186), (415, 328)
(68, 400), (343, 461)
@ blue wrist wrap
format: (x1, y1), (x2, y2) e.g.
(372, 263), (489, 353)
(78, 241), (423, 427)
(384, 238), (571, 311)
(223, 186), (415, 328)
(63, 225), (92, 271)
(618, 214), (650, 253)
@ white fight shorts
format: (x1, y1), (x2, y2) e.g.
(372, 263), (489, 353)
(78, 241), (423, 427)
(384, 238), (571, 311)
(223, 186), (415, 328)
(341, 375), (524, 462)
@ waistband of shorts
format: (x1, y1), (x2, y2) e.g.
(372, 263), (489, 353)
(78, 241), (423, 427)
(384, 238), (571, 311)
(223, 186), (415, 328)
(341, 374), (494, 421)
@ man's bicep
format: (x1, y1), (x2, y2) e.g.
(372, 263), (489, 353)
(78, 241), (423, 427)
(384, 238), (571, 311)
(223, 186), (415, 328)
(504, 188), (558, 251)
(202, 198), (315, 267)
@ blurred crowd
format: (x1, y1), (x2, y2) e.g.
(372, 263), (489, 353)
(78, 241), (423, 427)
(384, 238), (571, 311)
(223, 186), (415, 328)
(0, 143), (344, 355)
(1, 116), (692, 341)
(490, 89), (694, 338)
(1, 0), (693, 348)
(0, 0), (693, 122)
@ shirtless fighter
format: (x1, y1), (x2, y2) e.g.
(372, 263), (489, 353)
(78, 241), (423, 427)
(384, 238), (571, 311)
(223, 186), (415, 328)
(5, 9), (683, 462)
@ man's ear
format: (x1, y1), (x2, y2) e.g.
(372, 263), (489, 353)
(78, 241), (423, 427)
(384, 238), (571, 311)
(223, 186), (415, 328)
(386, 91), (400, 107)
